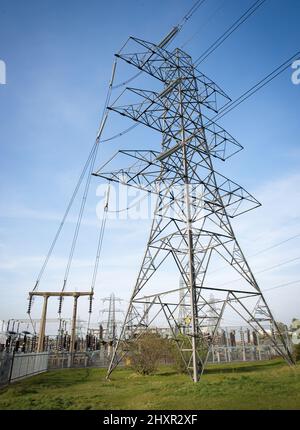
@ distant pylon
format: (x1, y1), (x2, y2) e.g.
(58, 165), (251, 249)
(94, 35), (294, 382)
(100, 293), (123, 344)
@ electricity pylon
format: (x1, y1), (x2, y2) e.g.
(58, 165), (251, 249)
(94, 35), (294, 382)
(100, 293), (123, 343)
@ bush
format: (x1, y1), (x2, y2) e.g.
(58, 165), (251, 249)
(293, 343), (300, 362)
(128, 331), (171, 375)
(170, 333), (209, 374)
(170, 336), (190, 374)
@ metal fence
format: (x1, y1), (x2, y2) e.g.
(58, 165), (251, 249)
(0, 344), (284, 388)
(207, 344), (280, 363)
(0, 352), (49, 386)
(0, 349), (111, 387)
(48, 350), (110, 369)
(10, 352), (49, 382)
(0, 352), (13, 387)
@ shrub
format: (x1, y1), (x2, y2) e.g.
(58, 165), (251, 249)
(293, 343), (300, 362)
(128, 331), (171, 375)
(170, 337), (190, 374)
(169, 333), (209, 374)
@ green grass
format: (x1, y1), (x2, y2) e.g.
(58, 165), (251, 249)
(0, 359), (300, 410)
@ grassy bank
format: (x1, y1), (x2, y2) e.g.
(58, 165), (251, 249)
(0, 359), (299, 410)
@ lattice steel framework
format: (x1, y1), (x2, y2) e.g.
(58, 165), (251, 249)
(93, 36), (294, 382)
(100, 293), (123, 343)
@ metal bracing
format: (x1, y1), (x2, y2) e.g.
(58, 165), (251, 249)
(100, 294), (124, 344)
(93, 36), (294, 382)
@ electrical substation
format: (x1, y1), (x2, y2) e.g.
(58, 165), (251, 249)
(1, 0), (299, 391)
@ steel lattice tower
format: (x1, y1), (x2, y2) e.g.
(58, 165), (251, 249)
(100, 293), (123, 344)
(94, 35), (294, 382)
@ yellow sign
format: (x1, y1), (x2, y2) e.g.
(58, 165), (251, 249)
(184, 316), (191, 325)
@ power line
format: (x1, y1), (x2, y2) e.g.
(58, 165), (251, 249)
(181, 0), (228, 49)
(255, 256), (300, 276)
(207, 50), (300, 124)
(31, 0), (206, 297)
(101, 50), (300, 154)
(178, 0), (207, 29)
(87, 185), (111, 329)
(102, 0), (208, 139)
(32, 140), (98, 291)
(112, 0), (206, 91)
(209, 232), (300, 276)
(100, 123), (139, 143)
(208, 255), (300, 290)
(105, 38), (300, 145)
(102, 50), (300, 150)
(264, 279), (300, 292)
(250, 233), (300, 258)
(31, 57), (116, 310)
(194, 0), (268, 66)
(60, 69), (115, 296)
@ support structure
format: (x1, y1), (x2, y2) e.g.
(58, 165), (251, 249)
(37, 295), (49, 353)
(100, 293), (123, 344)
(70, 295), (79, 355)
(28, 291), (93, 353)
(93, 35), (294, 382)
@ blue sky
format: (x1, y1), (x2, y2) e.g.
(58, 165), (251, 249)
(0, 0), (300, 329)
